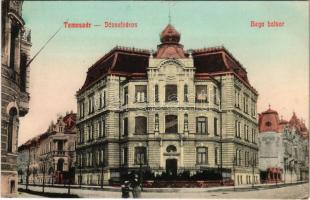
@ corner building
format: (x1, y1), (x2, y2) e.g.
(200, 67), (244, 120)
(76, 24), (259, 186)
(1, 0), (31, 197)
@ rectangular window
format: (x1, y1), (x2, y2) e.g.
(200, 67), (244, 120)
(196, 117), (208, 134)
(99, 149), (105, 166)
(235, 149), (239, 166)
(239, 150), (242, 166)
(196, 85), (208, 103)
(122, 147), (128, 165)
(165, 85), (178, 102)
(214, 117), (218, 136)
(135, 116), (147, 135)
(91, 123), (94, 140)
(135, 147), (147, 165)
(244, 124), (247, 141)
(243, 95), (246, 112)
(99, 90), (106, 108)
(184, 84), (188, 102)
(235, 120), (238, 137)
(155, 85), (159, 102)
(99, 93), (103, 108)
(123, 87), (128, 105)
(238, 122), (241, 138)
(10, 25), (18, 68)
(213, 86), (218, 105)
(98, 119), (105, 138)
(79, 101), (85, 118)
(246, 98), (248, 114)
(123, 118), (128, 136)
(135, 85), (147, 102)
(165, 115), (178, 133)
(88, 95), (95, 114)
(197, 147), (208, 164)
(215, 147), (219, 165)
(80, 126), (84, 143)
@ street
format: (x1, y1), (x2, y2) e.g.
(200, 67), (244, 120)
(18, 183), (309, 199)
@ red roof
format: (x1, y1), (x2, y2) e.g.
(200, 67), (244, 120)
(77, 24), (257, 95)
(259, 107), (280, 133)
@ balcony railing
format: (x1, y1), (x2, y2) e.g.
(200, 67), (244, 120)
(52, 150), (67, 156)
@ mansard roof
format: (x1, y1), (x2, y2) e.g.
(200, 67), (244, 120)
(77, 25), (257, 95)
(78, 46), (150, 94)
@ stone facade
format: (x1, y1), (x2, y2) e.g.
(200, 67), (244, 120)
(75, 24), (260, 186)
(258, 108), (309, 183)
(17, 113), (77, 186)
(1, 0), (31, 197)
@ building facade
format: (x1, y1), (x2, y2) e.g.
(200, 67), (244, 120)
(1, 0), (32, 197)
(76, 24), (260, 186)
(17, 113), (77, 185)
(258, 107), (309, 183)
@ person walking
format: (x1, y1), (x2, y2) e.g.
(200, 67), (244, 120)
(121, 180), (131, 198)
(131, 175), (141, 198)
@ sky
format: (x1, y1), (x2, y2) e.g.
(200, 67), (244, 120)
(18, 1), (309, 145)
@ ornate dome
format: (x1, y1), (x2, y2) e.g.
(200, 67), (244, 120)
(160, 24), (180, 43)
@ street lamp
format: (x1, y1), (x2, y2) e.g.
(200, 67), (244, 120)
(232, 156), (236, 191)
(100, 160), (104, 189)
(250, 157), (255, 189)
(289, 160), (294, 184)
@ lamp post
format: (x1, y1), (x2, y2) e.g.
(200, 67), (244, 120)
(251, 157), (255, 189)
(232, 156), (236, 191)
(289, 160), (294, 184)
(101, 160), (104, 189)
(26, 148), (30, 190)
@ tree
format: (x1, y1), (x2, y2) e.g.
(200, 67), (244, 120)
(18, 169), (24, 183)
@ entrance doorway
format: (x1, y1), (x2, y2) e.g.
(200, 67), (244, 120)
(166, 159), (177, 176)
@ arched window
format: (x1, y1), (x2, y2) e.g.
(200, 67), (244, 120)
(7, 107), (18, 153)
(166, 145), (177, 153)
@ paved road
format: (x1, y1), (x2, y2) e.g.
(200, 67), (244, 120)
(18, 183), (309, 199)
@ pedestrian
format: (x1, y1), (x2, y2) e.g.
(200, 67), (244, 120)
(121, 180), (131, 198)
(131, 175), (142, 198)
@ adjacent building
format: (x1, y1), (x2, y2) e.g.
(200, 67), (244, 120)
(258, 107), (309, 183)
(1, 0), (32, 197)
(75, 24), (260, 186)
(17, 113), (77, 185)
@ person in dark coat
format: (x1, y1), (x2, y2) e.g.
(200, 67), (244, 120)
(131, 175), (141, 198)
(121, 180), (131, 198)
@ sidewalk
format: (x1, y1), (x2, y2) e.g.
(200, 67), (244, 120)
(19, 181), (306, 193)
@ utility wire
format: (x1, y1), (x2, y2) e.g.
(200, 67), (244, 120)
(26, 23), (63, 67)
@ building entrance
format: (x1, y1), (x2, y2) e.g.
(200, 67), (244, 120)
(166, 159), (177, 176)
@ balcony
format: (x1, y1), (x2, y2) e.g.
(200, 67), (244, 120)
(22, 28), (31, 43)
(19, 91), (30, 116)
(52, 151), (68, 157)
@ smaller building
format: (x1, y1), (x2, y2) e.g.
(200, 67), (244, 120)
(258, 107), (309, 183)
(17, 112), (77, 185)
